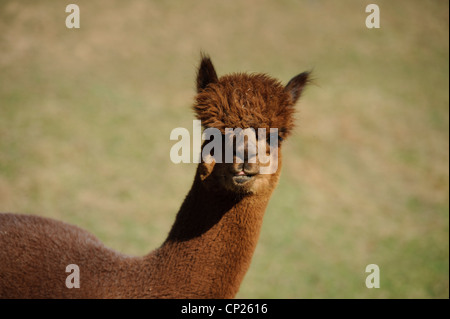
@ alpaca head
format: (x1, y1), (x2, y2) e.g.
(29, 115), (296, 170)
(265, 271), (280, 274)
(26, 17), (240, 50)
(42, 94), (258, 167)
(194, 55), (309, 195)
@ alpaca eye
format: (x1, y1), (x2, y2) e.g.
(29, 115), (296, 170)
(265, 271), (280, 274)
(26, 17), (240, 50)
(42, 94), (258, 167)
(266, 133), (282, 145)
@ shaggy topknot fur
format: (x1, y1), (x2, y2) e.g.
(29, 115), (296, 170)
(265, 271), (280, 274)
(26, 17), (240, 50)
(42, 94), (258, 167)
(194, 55), (309, 139)
(195, 73), (295, 137)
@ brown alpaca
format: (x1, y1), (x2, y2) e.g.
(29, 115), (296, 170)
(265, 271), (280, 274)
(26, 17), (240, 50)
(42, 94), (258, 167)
(0, 55), (309, 298)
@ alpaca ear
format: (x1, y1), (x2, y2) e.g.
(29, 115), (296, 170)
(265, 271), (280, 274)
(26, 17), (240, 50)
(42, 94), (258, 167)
(197, 54), (219, 93)
(285, 71), (310, 104)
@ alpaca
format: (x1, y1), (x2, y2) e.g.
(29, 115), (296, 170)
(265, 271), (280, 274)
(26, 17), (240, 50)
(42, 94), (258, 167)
(0, 55), (309, 298)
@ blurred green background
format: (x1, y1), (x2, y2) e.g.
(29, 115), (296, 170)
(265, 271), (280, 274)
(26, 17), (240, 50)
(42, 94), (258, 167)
(0, 0), (448, 298)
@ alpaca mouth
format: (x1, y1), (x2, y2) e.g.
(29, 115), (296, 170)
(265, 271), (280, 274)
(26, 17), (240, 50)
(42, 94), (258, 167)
(232, 171), (256, 185)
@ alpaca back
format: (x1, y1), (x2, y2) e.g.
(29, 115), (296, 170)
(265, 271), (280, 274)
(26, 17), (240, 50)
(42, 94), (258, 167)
(0, 213), (130, 298)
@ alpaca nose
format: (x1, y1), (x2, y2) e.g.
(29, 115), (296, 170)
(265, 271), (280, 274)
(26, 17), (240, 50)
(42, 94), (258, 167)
(243, 163), (259, 175)
(235, 162), (259, 176)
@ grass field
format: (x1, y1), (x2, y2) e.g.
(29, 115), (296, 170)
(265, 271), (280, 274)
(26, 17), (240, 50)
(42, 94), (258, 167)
(0, 0), (448, 298)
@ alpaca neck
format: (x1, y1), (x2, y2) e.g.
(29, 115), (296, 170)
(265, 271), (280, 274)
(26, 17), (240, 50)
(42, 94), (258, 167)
(150, 174), (273, 298)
